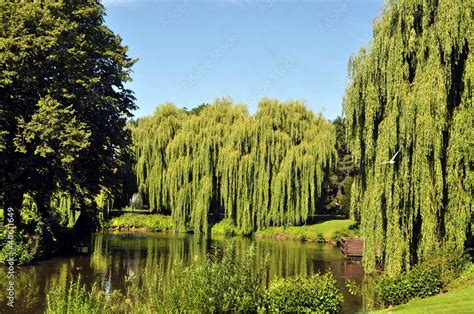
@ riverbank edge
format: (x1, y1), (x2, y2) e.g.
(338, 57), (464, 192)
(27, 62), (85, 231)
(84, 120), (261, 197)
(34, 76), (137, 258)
(104, 213), (358, 244)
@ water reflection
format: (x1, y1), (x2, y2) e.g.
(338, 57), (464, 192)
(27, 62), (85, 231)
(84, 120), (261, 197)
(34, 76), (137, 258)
(1, 232), (365, 313)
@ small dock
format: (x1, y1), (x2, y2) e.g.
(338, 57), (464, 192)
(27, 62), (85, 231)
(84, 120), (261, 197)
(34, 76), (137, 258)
(340, 237), (364, 257)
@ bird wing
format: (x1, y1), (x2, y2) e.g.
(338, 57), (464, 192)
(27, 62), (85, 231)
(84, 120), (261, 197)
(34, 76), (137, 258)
(390, 150), (400, 162)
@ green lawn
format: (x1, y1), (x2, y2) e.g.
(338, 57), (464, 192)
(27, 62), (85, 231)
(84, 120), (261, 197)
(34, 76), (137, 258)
(254, 219), (358, 242)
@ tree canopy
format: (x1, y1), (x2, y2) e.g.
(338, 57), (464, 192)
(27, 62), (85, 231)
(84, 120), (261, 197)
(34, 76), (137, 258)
(131, 98), (336, 233)
(0, 1), (135, 226)
(343, 0), (473, 274)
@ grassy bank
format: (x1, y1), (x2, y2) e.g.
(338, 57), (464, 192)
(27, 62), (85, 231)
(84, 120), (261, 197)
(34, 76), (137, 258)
(254, 219), (358, 242)
(106, 215), (357, 242)
(106, 213), (173, 232)
(373, 262), (474, 313)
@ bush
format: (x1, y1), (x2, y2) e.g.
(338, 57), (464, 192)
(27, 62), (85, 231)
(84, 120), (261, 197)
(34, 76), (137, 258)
(107, 213), (172, 232)
(211, 218), (241, 236)
(376, 263), (441, 306)
(266, 273), (343, 313)
(0, 194), (60, 264)
(331, 230), (349, 242)
(0, 227), (35, 264)
(375, 254), (467, 307)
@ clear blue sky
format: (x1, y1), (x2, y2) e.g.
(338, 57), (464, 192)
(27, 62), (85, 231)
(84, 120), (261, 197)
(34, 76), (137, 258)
(102, 0), (383, 119)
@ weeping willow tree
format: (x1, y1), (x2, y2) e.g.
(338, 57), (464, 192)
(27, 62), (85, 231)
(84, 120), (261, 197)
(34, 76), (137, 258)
(343, 0), (473, 274)
(133, 98), (336, 234)
(218, 99), (336, 233)
(131, 104), (187, 213)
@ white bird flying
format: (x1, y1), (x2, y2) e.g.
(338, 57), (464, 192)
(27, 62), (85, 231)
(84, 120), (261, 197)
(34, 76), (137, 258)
(381, 150), (400, 165)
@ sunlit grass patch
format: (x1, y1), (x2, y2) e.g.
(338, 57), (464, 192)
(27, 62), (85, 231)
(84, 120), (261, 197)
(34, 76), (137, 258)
(107, 213), (173, 232)
(255, 219), (358, 242)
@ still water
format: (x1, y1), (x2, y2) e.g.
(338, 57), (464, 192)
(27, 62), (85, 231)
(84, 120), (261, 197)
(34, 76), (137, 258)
(1, 232), (365, 313)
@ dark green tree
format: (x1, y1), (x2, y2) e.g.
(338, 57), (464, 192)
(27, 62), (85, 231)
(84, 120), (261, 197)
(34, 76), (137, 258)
(321, 116), (356, 216)
(0, 1), (135, 230)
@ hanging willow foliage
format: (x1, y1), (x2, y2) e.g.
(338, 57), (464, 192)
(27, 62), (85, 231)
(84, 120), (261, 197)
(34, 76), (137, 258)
(132, 98), (336, 234)
(343, 0), (473, 274)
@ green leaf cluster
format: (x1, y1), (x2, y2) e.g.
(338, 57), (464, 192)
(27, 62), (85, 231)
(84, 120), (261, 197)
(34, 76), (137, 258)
(0, 1), (136, 225)
(265, 273), (343, 313)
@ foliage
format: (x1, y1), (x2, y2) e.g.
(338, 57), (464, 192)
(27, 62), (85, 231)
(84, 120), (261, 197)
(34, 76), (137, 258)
(373, 263), (474, 313)
(47, 244), (266, 313)
(375, 254), (468, 307)
(376, 263), (442, 306)
(0, 227), (35, 264)
(343, 0), (473, 274)
(1, 194), (58, 264)
(446, 261), (474, 290)
(211, 218), (242, 236)
(131, 98), (336, 234)
(46, 243), (345, 313)
(127, 244), (267, 313)
(46, 276), (130, 314)
(107, 213), (172, 231)
(254, 219), (357, 242)
(265, 273), (343, 313)
(345, 279), (359, 296)
(321, 117), (357, 216)
(0, 1), (135, 233)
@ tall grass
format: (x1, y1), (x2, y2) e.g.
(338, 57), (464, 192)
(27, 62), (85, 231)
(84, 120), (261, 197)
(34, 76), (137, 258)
(46, 278), (130, 314)
(46, 243), (343, 313)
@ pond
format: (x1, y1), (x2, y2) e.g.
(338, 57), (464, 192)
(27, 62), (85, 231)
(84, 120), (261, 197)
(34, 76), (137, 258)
(1, 232), (365, 313)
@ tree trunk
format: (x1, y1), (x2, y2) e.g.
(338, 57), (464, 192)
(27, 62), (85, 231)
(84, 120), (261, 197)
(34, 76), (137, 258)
(33, 192), (52, 222)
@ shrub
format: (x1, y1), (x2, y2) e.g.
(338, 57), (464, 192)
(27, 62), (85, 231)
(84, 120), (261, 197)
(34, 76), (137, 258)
(266, 272), (343, 313)
(297, 232), (307, 241)
(375, 254), (467, 307)
(331, 230), (349, 242)
(376, 263), (441, 306)
(0, 227), (35, 264)
(107, 214), (172, 232)
(211, 218), (241, 236)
